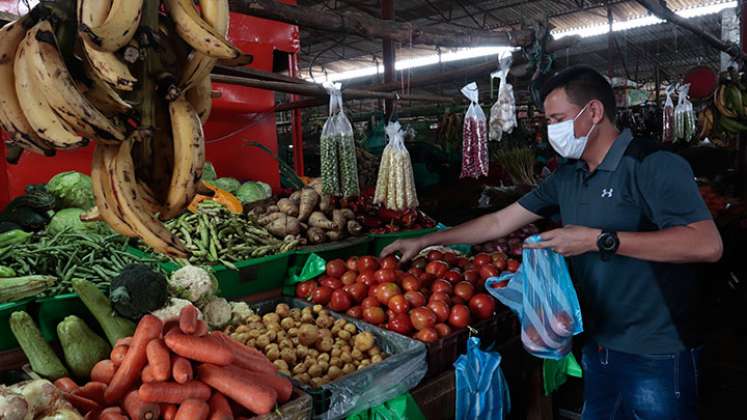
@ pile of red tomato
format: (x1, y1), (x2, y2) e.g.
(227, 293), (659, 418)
(295, 250), (520, 343)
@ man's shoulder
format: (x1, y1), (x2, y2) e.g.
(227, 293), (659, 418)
(622, 136), (688, 169)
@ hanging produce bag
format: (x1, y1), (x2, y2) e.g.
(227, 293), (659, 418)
(489, 55), (517, 141)
(374, 121), (419, 211)
(486, 235), (583, 360)
(674, 83), (696, 143)
(460, 82), (489, 179)
(543, 353), (583, 395)
(321, 82), (361, 197)
(662, 85), (675, 143)
(346, 393), (426, 420)
(454, 337), (511, 420)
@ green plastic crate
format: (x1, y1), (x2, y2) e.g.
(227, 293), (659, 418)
(368, 228), (438, 256)
(290, 236), (373, 273)
(36, 293), (98, 342)
(0, 299), (33, 351)
(127, 247), (292, 298)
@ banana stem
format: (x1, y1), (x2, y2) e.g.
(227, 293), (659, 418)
(138, 0), (161, 135)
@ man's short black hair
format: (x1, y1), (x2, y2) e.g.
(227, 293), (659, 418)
(541, 65), (617, 122)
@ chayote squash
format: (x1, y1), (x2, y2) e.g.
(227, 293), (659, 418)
(57, 315), (111, 379)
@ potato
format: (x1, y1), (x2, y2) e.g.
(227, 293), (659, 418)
(281, 317), (296, 330)
(318, 328), (332, 338)
(275, 303), (291, 318)
(361, 358), (371, 365)
(293, 362), (307, 374)
(341, 345), (352, 354)
(334, 318), (347, 328)
(318, 361), (329, 373)
(308, 364), (323, 378)
(278, 338), (293, 349)
(301, 313), (315, 323)
(330, 357), (342, 368)
(337, 330), (351, 341)
(274, 359), (289, 372)
(248, 329), (263, 339)
(281, 348), (297, 365)
(255, 334), (271, 349)
(331, 348), (342, 358)
(247, 314), (261, 323)
(290, 308), (302, 320)
(287, 327), (299, 337)
(267, 347), (281, 362)
(248, 322), (264, 331)
(296, 345), (309, 359)
(266, 324), (282, 335)
(331, 325), (342, 335)
(316, 316), (334, 329)
(312, 305), (323, 314)
(317, 353), (330, 363)
(263, 313), (280, 324)
(308, 349), (319, 358)
(368, 346), (381, 357)
(298, 373), (311, 384)
(327, 365), (343, 381)
(277, 330), (288, 341)
(298, 324), (320, 346)
(371, 354), (383, 364)
(340, 352), (352, 364)
(344, 323), (357, 334)
(291, 337), (300, 346)
(265, 329), (278, 342)
(316, 336), (334, 353)
(342, 363), (356, 374)
(311, 377), (325, 388)
(318, 309), (330, 318)
(302, 306), (313, 315)
(354, 332), (375, 352)
(246, 339), (256, 348)
(235, 324), (250, 333)
(351, 349), (364, 361)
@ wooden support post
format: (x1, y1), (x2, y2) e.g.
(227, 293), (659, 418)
(288, 53), (304, 177)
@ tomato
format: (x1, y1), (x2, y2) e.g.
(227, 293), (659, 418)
(418, 272), (436, 286)
(492, 254), (507, 271)
(311, 286), (333, 305)
(408, 267), (423, 277)
(413, 327), (439, 343)
(428, 292), (450, 305)
(380, 255), (399, 270)
(479, 264), (499, 280)
(374, 282), (401, 305)
(523, 325), (546, 352)
(346, 256), (359, 272)
(388, 313), (414, 335)
(400, 274), (421, 292)
(425, 261), (449, 277)
(386, 308), (397, 321)
(341, 270), (358, 285)
(427, 300), (450, 323)
(357, 270), (377, 287)
(456, 257), (470, 268)
(448, 304), (471, 328)
(325, 259), (347, 279)
(463, 269), (480, 285)
(444, 270), (463, 284)
(404, 290), (426, 308)
(410, 307), (437, 330)
(451, 296), (466, 305)
(346, 282), (368, 303)
(453, 281), (475, 301)
(388, 295), (410, 314)
(411, 257), (427, 270)
(473, 253), (492, 267)
(361, 296), (381, 309)
(550, 311), (574, 337)
(464, 263), (476, 271)
(346, 305), (363, 319)
(363, 306), (387, 325)
(443, 252), (459, 266)
(295, 280), (317, 299)
(329, 289), (353, 312)
(490, 280), (509, 289)
(469, 293), (496, 320)
(431, 279), (453, 295)
(426, 250), (443, 261)
(319, 276), (343, 290)
(507, 259), (520, 273)
(358, 256), (380, 272)
(374, 269), (397, 284)
(368, 284), (379, 298)
(434, 323), (452, 337)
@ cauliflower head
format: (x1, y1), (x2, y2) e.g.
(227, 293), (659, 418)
(168, 266), (218, 306)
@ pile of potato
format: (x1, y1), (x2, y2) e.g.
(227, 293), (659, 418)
(224, 304), (387, 388)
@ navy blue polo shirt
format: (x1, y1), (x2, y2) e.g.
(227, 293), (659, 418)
(518, 129), (711, 355)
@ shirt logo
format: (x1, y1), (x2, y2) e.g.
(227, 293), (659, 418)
(601, 188), (614, 198)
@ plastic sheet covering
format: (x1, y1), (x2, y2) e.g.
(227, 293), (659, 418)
(454, 337), (511, 420)
(485, 235), (583, 360)
(251, 297), (427, 420)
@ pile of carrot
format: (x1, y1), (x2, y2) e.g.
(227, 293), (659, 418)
(52, 305), (292, 420)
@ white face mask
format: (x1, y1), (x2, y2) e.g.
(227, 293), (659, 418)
(547, 104), (596, 159)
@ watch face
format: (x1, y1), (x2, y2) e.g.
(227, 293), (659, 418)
(602, 235), (616, 249)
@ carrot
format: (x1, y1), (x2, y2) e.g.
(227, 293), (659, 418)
(115, 337), (133, 347)
(64, 391), (101, 413)
(211, 332), (276, 374)
(54, 377), (78, 393)
(74, 382), (107, 405)
(179, 305), (199, 335)
(91, 360), (116, 385)
(197, 364), (277, 415)
(163, 320), (180, 336)
(124, 390), (161, 420)
(138, 380), (212, 404)
(164, 332), (233, 366)
(208, 392), (234, 420)
(224, 365), (292, 403)
(99, 407), (128, 420)
(142, 365), (156, 383)
(161, 404), (178, 420)
(110, 345), (128, 367)
(194, 319), (209, 336)
(172, 356), (193, 384)
(146, 339), (171, 381)
(105, 315), (163, 404)
(175, 398), (209, 420)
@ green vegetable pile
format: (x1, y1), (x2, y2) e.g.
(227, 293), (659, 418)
(0, 229), (163, 296)
(46, 171), (95, 210)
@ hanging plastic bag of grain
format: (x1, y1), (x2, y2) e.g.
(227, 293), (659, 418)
(489, 54), (517, 141)
(374, 121), (418, 211)
(461, 82), (489, 179)
(321, 82), (360, 197)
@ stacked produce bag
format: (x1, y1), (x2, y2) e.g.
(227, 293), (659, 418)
(374, 121), (419, 211)
(662, 85), (675, 143)
(489, 55), (517, 142)
(460, 82), (489, 179)
(321, 82), (360, 198)
(674, 83), (696, 143)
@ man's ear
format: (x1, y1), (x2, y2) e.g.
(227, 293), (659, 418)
(590, 100), (606, 124)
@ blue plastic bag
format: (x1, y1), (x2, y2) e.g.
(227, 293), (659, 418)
(454, 337), (511, 420)
(486, 235), (583, 360)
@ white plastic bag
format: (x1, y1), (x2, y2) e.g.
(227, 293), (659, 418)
(662, 85), (675, 143)
(489, 55), (517, 141)
(674, 83), (696, 143)
(461, 82), (489, 179)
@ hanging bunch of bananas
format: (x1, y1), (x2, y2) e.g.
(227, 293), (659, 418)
(0, 0), (247, 257)
(710, 69), (747, 138)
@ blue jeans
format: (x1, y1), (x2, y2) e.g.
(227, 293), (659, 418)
(581, 342), (702, 420)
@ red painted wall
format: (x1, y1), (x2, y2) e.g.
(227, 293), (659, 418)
(0, 2), (299, 207)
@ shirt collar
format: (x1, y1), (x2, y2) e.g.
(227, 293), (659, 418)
(575, 129), (634, 173)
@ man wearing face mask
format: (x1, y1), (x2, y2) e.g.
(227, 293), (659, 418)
(382, 65), (723, 419)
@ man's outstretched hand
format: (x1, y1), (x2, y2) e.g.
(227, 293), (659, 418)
(524, 225), (601, 257)
(380, 238), (424, 262)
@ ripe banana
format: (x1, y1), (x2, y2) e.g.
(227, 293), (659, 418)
(165, 0), (240, 60)
(80, 0), (143, 52)
(714, 85), (737, 119)
(179, 0), (230, 90)
(697, 108), (714, 140)
(186, 76), (213, 124)
(81, 60), (133, 116)
(24, 20), (125, 143)
(78, 0), (137, 91)
(161, 97), (206, 220)
(91, 144), (137, 237)
(0, 17), (54, 155)
(15, 29), (88, 149)
(110, 139), (188, 257)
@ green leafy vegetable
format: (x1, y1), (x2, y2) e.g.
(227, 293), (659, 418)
(46, 171), (95, 209)
(235, 181), (272, 204)
(47, 208), (107, 235)
(202, 161), (217, 181)
(210, 177), (241, 193)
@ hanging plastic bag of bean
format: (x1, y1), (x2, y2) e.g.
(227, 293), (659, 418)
(489, 54), (517, 142)
(320, 82), (360, 197)
(674, 83), (696, 143)
(461, 82), (489, 179)
(375, 121), (419, 211)
(662, 85), (675, 143)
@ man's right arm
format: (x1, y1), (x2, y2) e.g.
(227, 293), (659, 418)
(381, 202), (542, 261)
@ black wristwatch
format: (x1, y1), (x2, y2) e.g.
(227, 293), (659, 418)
(597, 231), (619, 261)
